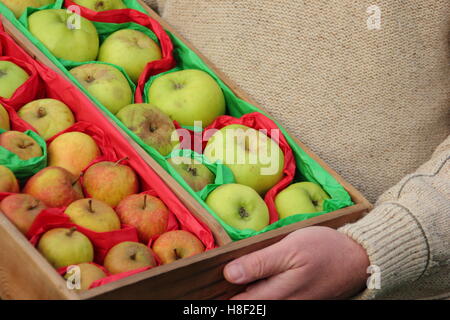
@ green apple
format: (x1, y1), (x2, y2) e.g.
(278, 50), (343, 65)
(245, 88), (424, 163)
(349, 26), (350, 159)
(116, 103), (179, 156)
(0, 61), (29, 99)
(0, 130), (43, 160)
(28, 9), (99, 62)
(204, 124), (284, 195)
(275, 182), (330, 219)
(0, 104), (10, 130)
(98, 29), (162, 83)
(0, 0), (55, 18)
(73, 0), (126, 11)
(18, 99), (75, 140)
(70, 63), (133, 114)
(148, 69), (225, 127)
(65, 198), (121, 233)
(64, 263), (106, 291)
(37, 227), (94, 269)
(168, 156), (215, 192)
(206, 183), (269, 231)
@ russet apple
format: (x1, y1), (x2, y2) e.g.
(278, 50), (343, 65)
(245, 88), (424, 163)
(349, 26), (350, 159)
(148, 69), (226, 127)
(82, 159), (139, 207)
(168, 156), (215, 192)
(0, 130), (42, 160)
(206, 183), (270, 231)
(0, 165), (19, 193)
(0, 61), (29, 99)
(73, 0), (126, 11)
(70, 63), (133, 114)
(24, 166), (84, 207)
(37, 227), (94, 268)
(64, 262), (106, 291)
(204, 124), (284, 195)
(152, 230), (205, 264)
(18, 99), (75, 140)
(0, 0), (55, 18)
(275, 182), (331, 219)
(104, 241), (156, 274)
(28, 9), (99, 62)
(98, 29), (162, 83)
(0, 104), (10, 130)
(48, 132), (100, 177)
(65, 198), (121, 233)
(116, 194), (169, 243)
(116, 103), (179, 156)
(0, 194), (46, 234)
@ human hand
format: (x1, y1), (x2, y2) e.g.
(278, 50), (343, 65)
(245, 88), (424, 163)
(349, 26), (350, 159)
(223, 226), (370, 299)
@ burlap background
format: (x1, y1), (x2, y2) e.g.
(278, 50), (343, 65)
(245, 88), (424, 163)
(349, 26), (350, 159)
(145, 0), (450, 203)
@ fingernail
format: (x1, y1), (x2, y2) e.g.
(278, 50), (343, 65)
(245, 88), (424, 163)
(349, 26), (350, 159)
(225, 263), (245, 283)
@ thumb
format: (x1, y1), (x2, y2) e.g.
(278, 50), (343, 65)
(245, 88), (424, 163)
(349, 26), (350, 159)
(224, 242), (290, 285)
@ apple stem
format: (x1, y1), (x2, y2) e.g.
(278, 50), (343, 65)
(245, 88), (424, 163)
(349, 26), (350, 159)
(37, 107), (47, 118)
(28, 200), (40, 211)
(174, 248), (181, 260)
(239, 207), (250, 218)
(143, 195), (147, 210)
(187, 167), (197, 176)
(0, 70), (6, 77)
(130, 253), (136, 261)
(114, 157), (129, 166)
(88, 199), (94, 213)
(67, 227), (77, 237)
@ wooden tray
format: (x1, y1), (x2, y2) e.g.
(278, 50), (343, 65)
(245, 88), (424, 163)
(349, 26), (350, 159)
(0, 3), (372, 300)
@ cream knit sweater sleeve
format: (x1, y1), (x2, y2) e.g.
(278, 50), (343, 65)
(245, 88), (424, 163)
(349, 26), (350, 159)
(339, 135), (450, 299)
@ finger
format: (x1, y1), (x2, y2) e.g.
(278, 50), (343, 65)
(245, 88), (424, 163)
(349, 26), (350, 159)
(224, 242), (293, 285)
(229, 270), (302, 300)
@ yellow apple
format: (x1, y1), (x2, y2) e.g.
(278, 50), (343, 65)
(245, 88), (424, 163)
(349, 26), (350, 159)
(0, 165), (19, 193)
(0, 130), (42, 160)
(48, 132), (100, 177)
(0, 194), (46, 234)
(0, 0), (56, 18)
(104, 241), (156, 274)
(64, 262), (106, 291)
(0, 104), (10, 130)
(152, 230), (205, 265)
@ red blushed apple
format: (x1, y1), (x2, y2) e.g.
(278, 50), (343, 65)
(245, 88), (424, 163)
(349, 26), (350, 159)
(24, 166), (84, 208)
(0, 194), (46, 234)
(0, 165), (19, 193)
(0, 130), (42, 160)
(82, 158), (139, 207)
(116, 194), (170, 243)
(104, 241), (157, 275)
(152, 230), (205, 265)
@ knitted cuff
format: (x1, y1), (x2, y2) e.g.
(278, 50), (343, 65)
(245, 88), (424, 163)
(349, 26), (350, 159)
(338, 202), (429, 299)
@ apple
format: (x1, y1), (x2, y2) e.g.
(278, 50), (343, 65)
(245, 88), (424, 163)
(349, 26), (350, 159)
(48, 132), (100, 177)
(104, 241), (156, 274)
(0, 130), (42, 160)
(28, 9), (99, 62)
(206, 183), (269, 231)
(0, 104), (10, 130)
(82, 159), (139, 207)
(116, 103), (179, 156)
(116, 194), (169, 243)
(18, 99), (75, 140)
(64, 263), (106, 291)
(148, 69), (225, 127)
(37, 227), (94, 268)
(0, 165), (19, 193)
(65, 198), (121, 233)
(70, 63), (133, 114)
(24, 166), (84, 208)
(0, 0), (55, 18)
(72, 0), (126, 11)
(98, 29), (162, 83)
(204, 124), (284, 195)
(168, 156), (215, 192)
(0, 194), (46, 234)
(152, 230), (205, 265)
(0, 61), (29, 99)
(275, 182), (331, 219)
